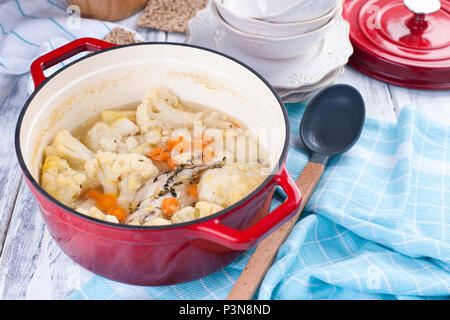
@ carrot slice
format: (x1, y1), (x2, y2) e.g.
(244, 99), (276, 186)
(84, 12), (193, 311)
(87, 189), (102, 200)
(202, 149), (215, 163)
(161, 197), (179, 217)
(106, 206), (127, 221)
(231, 121), (240, 128)
(151, 151), (170, 161)
(96, 193), (117, 211)
(167, 157), (177, 170)
(188, 184), (198, 198)
(201, 134), (213, 147)
(146, 146), (163, 159)
(173, 138), (191, 155)
(166, 136), (183, 151)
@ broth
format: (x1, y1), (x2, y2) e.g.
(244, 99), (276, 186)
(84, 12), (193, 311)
(39, 88), (269, 226)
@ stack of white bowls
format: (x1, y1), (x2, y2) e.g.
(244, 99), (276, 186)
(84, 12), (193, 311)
(212, 0), (341, 60)
(206, 0), (351, 102)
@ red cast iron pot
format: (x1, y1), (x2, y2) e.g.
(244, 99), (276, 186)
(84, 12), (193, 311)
(15, 38), (301, 286)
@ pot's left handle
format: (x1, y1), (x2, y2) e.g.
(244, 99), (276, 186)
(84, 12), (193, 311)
(30, 37), (115, 89)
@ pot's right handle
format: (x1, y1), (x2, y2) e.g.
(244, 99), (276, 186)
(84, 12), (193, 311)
(187, 164), (302, 251)
(30, 37), (115, 89)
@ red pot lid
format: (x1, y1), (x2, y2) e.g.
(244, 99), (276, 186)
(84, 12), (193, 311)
(343, 0), (450, 90)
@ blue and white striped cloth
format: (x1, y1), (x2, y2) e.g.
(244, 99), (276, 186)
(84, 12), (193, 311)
(2, 0), (449, 300)
(69, 103), (450, 300)
(0, 0), (124, 94)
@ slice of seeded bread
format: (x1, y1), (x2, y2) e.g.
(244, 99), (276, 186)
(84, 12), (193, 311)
(137, 0), (208, 33)
(103, 27), (143, 45)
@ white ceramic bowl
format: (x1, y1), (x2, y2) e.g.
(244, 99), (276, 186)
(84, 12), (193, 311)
(214, 0), (340, 37)
(211, 3), (339, 60)
(221, 0), (306, 19)
(221, 0), (340, 23)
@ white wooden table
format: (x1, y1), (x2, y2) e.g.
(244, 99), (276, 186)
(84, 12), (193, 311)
(0, 24), (449, 299)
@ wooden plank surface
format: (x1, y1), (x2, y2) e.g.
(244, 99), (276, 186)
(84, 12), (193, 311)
(0, 181), (93, 299)
(0, 27), (448, 299)
(0, 75), (28, 254)
(389, 84), (450, 125)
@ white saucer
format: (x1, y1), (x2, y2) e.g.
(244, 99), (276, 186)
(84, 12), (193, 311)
(185, 7), (352, 89)
(277, 66), (343, 96)
(277, 66), (344, 103)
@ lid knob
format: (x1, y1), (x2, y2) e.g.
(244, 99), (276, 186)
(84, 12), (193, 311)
(403, 0), (441, 36)
(403, 0), (441, 14)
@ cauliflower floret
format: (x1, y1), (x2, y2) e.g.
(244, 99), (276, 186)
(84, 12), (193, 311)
(73, 197), (96, 211)
(76, 207), (119, 224)
(131, 142), (152, 155)
(83, 117), (139, 153)
(172, 152), (193, 166)
(110, 117), (139, 137)
(83, 122), (115, 152)
(170, 202), (222, 224)
(171, 206), (197, 224)
(145, 128), (162, 146)
(198, 164), (265, 207)
(124, 136), (139, 151)
(44, 130), (94, 168)
(136, 88), (202, 133)
(84, 152), (158, 206)
(143, 217), (171, 226)
(195, 201), (223, 219)
(41, 155), (86, 207)
(202, 111), (235, 130)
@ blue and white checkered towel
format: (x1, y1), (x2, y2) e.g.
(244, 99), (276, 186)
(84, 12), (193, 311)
(69, 103), (450, 300)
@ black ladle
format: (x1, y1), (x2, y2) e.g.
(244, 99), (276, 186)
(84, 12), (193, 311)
(301, 83), (365, 166)
(227, 84), (365, 300)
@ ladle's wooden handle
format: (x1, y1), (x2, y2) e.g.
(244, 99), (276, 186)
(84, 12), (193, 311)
(226, 162), (325, 300)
